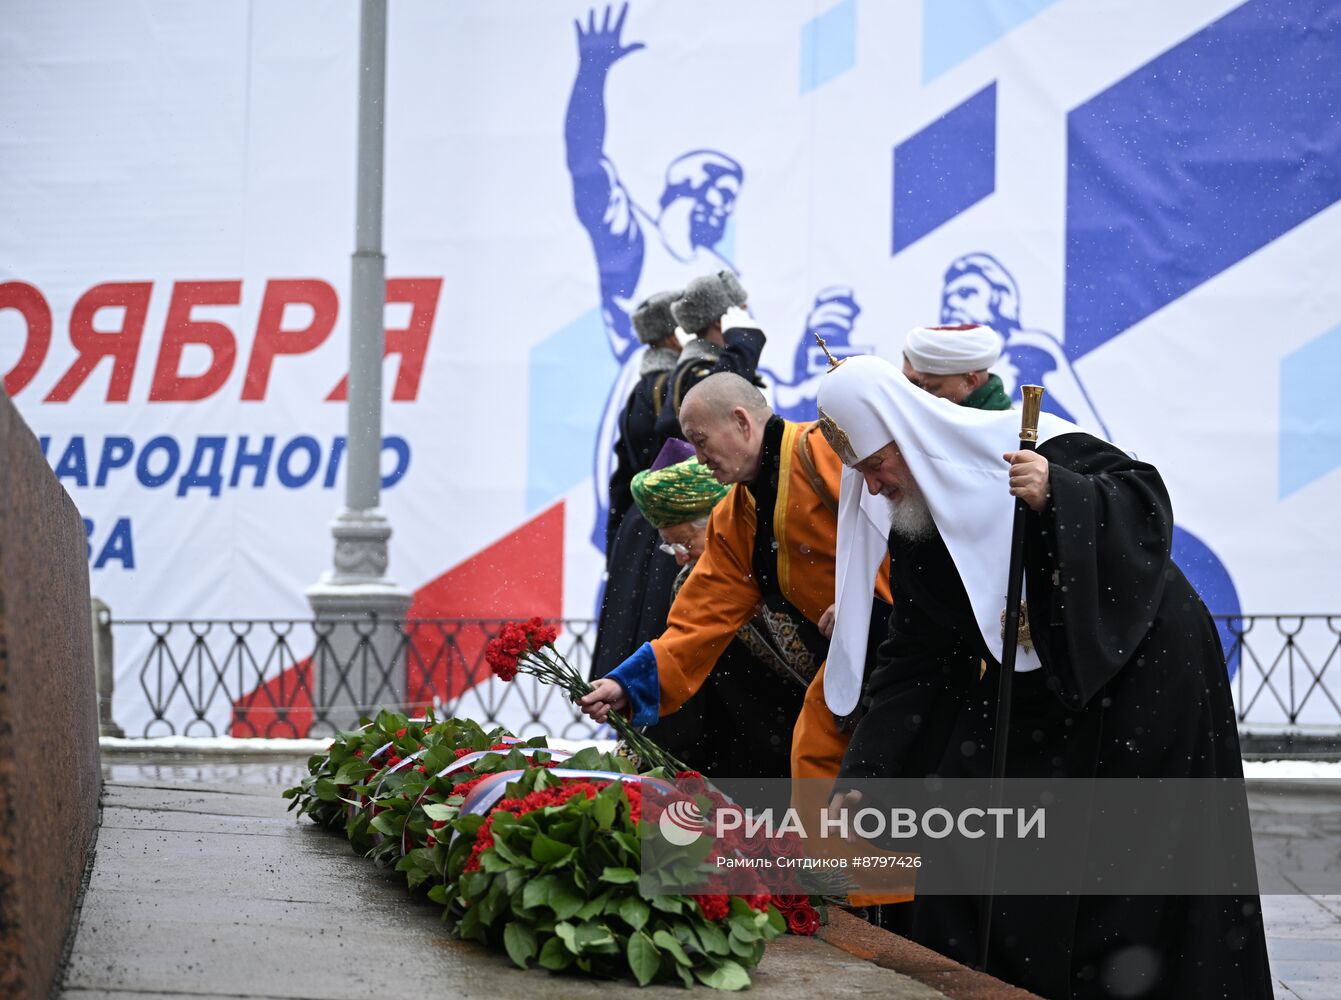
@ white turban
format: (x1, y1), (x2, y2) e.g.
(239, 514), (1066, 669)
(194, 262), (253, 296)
(902, 324), (1003, 375)
(815, 355), (1084, 716)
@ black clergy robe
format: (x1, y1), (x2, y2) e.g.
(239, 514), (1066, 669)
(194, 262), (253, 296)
(605, 347), (678, 554)
(590, 508), (680, 679)
(837, 432), (1272, 1000)
(592, 328), (766, 677)
(593, 347), (680, 679)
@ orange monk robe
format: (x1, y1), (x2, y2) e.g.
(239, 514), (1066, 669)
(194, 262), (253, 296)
(638, 421), (907, 904)
(648, 420), (890, 781)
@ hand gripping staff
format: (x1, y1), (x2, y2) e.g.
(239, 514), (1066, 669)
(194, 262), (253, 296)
(978, 384), (1044, 973)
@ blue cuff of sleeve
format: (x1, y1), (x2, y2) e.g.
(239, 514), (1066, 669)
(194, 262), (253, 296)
(607, 642), (660, 727)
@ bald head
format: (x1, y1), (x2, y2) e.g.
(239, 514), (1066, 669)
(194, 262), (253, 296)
(678, 374), (773, 484)
(681, 373), (771, 423)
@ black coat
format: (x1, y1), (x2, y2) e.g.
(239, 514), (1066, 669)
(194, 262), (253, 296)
(838, 432), (1272, 1000)
(591, 507), (680, 680)
(606, 363), (674, 555)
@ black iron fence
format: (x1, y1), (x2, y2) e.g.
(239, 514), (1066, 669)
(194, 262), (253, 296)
(98, 614), (1341, 740)
(1225, 615), (1341, 730)
(104, 617), (603, 740)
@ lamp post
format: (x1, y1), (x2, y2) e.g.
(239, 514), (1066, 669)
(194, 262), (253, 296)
(306, 0), (411, 730)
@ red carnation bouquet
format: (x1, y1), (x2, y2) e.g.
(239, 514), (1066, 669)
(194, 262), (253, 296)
(484, 617), (688, 776)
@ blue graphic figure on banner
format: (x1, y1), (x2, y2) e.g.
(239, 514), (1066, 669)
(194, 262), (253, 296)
(940, 252), (1110, 436)
(565, 3), (743, 551)
(765, 286), (872, 423)
(938, 251), (1242, 673)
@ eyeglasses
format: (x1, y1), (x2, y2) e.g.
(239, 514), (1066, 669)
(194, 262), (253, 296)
(658, 542), (690, 557)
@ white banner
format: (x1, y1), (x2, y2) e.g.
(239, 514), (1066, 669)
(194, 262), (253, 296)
(4, 0), (1341, 732)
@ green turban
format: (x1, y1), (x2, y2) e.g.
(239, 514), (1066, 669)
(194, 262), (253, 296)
(630, 458), (729, 528)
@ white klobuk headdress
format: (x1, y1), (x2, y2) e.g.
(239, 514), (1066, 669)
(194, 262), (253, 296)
(815, 354), (1081, 715)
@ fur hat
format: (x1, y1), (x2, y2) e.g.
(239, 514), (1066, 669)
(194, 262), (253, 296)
(631, 290), (681, 345)
(717, 270), (748, 307)
(671, 275), (734, 336)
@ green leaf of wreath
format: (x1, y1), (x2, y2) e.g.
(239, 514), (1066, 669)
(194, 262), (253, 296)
(503, 921), (538, 969)
(531, 833), (574, 865)
(549, 878), (585, 921)
(627, 931), (661, 986)
(522, 874), (557, 911)
(653, 929), (693, 966)
(539, 935), (573, 970)
(618, 896), (650, 932)
(695, 958), (751, 991)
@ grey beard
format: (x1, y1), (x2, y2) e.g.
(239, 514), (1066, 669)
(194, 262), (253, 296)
(887, 492), (936, 542)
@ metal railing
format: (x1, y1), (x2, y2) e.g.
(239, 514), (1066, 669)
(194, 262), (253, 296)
(103, 616), (603, 740)
(1226, 615), (1341, 730)
(95, 614), (1341, 740)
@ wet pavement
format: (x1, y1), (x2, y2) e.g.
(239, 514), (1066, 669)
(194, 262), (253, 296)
(1249, 781), (1341, 998)
(1264, 894), (1341, 1000)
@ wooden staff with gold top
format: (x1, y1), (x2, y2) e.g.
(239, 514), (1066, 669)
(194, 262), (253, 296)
(979, 383), (1045, 972)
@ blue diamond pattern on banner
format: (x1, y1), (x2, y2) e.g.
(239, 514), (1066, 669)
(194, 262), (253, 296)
(526, 308), (618, 512)
(922, 0), (1059, 83)
(1279, 322), (1341, 499)
(892, 82), (996, 253)
(1065, 0), (1341, 361)
(800, 0), (857, 94)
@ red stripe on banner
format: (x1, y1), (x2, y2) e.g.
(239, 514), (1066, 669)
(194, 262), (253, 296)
(402, 501), (565, 707)
(229, 501), (565, 736)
